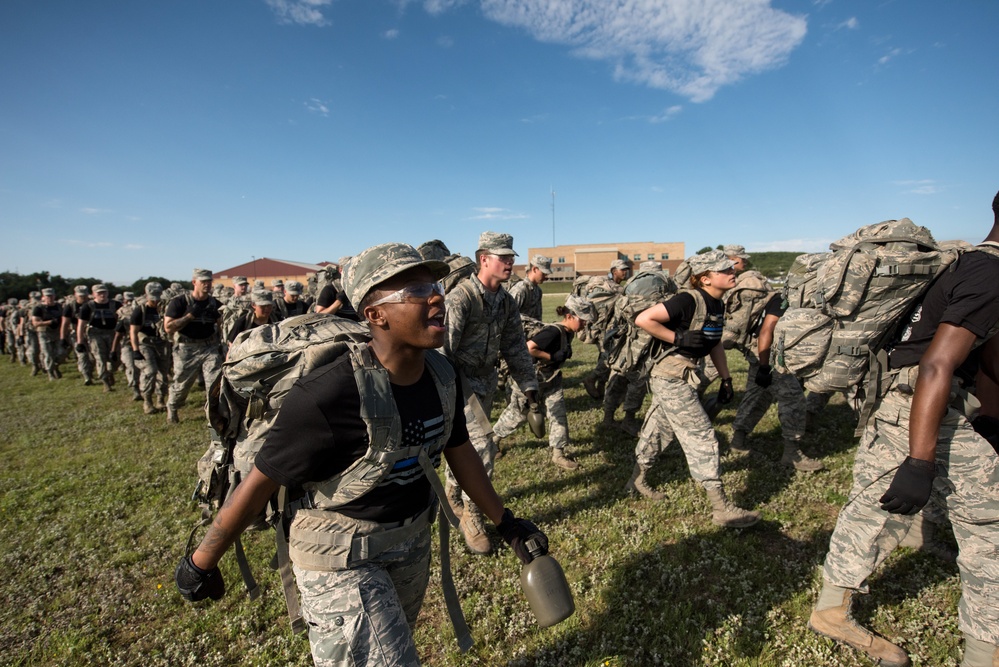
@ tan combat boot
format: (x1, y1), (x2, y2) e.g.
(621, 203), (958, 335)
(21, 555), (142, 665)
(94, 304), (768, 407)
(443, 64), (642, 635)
(961, 635), (999, 667)
(780, 439), (825, 472)
(618, 410), (641, 437)
(166, 407), (179, 424)
(584, 375), (603, 400)
(704, 484), (760, 528)
(729, 429), (750, 454)
(601, 405), (617, 428)
(143, 394), (157, 415)
(131, 386), (143, 401)
(154, 394), (166, 410)
(444, 483), (464, 520)
(459, 502), (492, 555)
(551, 448), (579, 470)
(624, 462), (665, 500)
(809, 585), (910, 667)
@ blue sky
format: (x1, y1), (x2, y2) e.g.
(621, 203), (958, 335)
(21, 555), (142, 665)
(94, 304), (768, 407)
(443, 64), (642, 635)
(2, 0), (997, 284)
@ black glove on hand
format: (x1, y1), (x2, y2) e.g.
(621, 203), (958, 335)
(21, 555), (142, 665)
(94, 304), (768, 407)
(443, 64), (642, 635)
(175, 555), (225, 602)
(550, 349), (568, 365)
(879, 457), (936, 515)
(133, 349), (144, 361)
(497, 508), (548, 565)
(755, 365), (773, 388)
(75, 342), (87, 354)
(972, 415), (999, 454)
(673, 329), (706, 350)
(717, 378), (735, 405)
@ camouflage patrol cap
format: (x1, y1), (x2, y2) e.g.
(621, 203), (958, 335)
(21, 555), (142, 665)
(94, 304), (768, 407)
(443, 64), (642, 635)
(145, 282), (163, 299)
(170, 282), (183, 291)
(564, 294), (594, 321)
(7, 298), (16, 306)
(343, 242), (450, 310)
(723, 244), (750, 260)
(250, 289), (273, 306)
(639, 260), (661, 271)
(610, 259), (630, 271)
(477, 231), (518, 257)
(233, 276), (249, 286)
(74, 285), (88, 295)
(271, 279), (284, 288)
(687, 249), (735, 275)
(41, 288), (55, 297)
(92, 284), (108, 294)
(253, 280), (265, 289)
(285, 281), (303, 295)
(192, 268), (213, 282)
(417, 239), (451, 262)
(530, 255), (553, 275)
(123, 292), (135, 302)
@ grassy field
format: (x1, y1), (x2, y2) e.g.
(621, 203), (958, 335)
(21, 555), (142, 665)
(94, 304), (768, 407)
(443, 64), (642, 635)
(0, 296), (966, 666)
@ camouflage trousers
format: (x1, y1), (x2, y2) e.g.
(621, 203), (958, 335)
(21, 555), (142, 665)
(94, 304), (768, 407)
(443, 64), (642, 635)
(167, 340), (222, 411)
(445, 371), (498, 503)
(494, 372), (569, 451)
(37, 329), (61, 375)
(137, 337), (171, 399)
(603, 368), (648, 414)
(821, 385), (999, 644)
(635, 375), (722, 484)
(5, 330), (15, 361)
(25, 330), (40, 370)
(731, 353), (805, 440)
(294, 527), (431, 667)
(87, 329), (117, 382)
(588, 332), (612, 385)
(120, 344), (138, 389)
(75, 337), (94, 381)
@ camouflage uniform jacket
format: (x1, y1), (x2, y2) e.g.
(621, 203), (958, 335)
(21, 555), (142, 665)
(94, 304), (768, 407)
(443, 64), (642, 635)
(507, 278), (543, 320)
(444, 274), (539, 392)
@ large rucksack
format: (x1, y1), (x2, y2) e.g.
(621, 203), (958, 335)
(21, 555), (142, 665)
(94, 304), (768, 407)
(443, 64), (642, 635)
(722, 270), (775, 351)
(192, 313), (470, 646)
(781, 252), (831, 310)
(607, 269), (678, 375)
(441, 254), (476, 295)
(772, 219), (959, 398)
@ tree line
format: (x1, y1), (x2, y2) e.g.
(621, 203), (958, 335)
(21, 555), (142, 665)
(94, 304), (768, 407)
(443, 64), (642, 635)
(0, 271), (190, 302)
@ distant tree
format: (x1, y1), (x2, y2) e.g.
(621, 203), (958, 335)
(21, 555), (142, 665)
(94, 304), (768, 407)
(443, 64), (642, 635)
(126, 276), (176, 295)
(696, 246), (714, 254)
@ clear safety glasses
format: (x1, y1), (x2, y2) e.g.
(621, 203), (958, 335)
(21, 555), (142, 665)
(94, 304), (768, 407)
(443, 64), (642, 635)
(369, 281), (445, 307)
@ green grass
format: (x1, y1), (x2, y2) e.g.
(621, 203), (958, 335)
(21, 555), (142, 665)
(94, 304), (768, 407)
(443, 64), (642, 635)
(0, 311), (965, 666)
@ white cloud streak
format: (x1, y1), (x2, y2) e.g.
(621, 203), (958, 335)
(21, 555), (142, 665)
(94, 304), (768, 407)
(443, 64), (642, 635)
(305, 98), (331, 116)
(478, 0), (807, 102)
(467, 207), (529, 220)
(750, 238), (834, 253)
(894, 179), (941, 195)
(265, 0), (333, 27)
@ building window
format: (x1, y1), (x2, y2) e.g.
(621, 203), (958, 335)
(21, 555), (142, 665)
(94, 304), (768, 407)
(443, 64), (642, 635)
(633, 254), (641, 261)
(647, 254), (655, 260)
(558, 257), (565, 264)
(661, 253), (669, 260)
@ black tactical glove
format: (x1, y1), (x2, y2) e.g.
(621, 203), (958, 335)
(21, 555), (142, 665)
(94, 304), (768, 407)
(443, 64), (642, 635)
(497, 508), (548, 565)
(879, 457), (935, 515)
(673, 329), (706, 350)
(551, 349), (568, 365)
(175, 555), (225, 602)
(972, 415), (999, 454)
(75, 342), (87, 354)
(133, 349), (144, 361)
(717, 378), (735, 405)
(755, 365), (773, 388)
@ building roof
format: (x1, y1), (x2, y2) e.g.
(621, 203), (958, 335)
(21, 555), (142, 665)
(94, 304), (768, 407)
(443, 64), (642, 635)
(213, 257), (326, 279)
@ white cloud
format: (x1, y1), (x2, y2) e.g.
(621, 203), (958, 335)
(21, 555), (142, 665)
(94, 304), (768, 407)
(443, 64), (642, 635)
(467, 207), (529, 220)
(838, 17), (859, 30)
(520, 113), (550, 124)
(305, 98), (330, 116)
(80, 207), (112, 215)
(383, 28), (400, 39)
(64, 239), (114, 248)
(649, 105), (683, 123)
(265, 0), (333, 27)
(437, 35), (454, 48)
(650, 185), (664, 193)
(894, 179), (941, 195)
(750, 238), (833, 253)
(423, 0), (465, 14)
(478, 0), (807, 102)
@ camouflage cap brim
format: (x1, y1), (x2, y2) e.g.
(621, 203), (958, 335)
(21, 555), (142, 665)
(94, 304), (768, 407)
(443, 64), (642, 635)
(344, 242), (450, 308)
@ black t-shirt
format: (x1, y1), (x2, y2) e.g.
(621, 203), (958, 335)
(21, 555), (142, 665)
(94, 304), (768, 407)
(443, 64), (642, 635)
(530, 324), (573, 368)
(130, 304), (162, 338)
(317, 284), (359, 321)
(275, 298), (310, 321)
(78, 300), (121, 330)
(165, 295), (222, 340)
(63, 300), (87, 325)
(226, 311), (275, 344)
(764, 293), (787, 318)
(255, 354), (469, 522)
(662, 289), (725, 359)
(32, 303), (63, 331)
(889, 250), (999, 382)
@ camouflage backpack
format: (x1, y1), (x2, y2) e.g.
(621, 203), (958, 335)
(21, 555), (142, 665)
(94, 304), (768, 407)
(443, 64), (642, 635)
(607, 268), (678, 376)
(219, 296), (253, 343)
(672, 260), (693, 289)
(781, 252), (831, 310)
(314, 265), (342, 299)
(441, 254), (476, 295)
(192, 313), (470, 644)
(721, 270), (775, 351)
(772, 219), (960, 399)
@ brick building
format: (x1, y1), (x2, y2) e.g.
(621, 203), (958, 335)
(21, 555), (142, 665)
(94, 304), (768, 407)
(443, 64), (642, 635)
(522, 241), (685, 280)
(212, 257), (332, 289)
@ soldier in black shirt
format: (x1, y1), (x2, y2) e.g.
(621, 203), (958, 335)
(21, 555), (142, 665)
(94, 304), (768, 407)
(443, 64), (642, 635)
(61, 286), (94, 384)
(130, 282), (170, 414)
(31, 288), (63, 380)
(78, 284), (121, 391)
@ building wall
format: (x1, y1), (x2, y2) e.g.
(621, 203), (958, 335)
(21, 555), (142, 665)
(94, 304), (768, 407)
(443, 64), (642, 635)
(528, 241), (685, 279)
